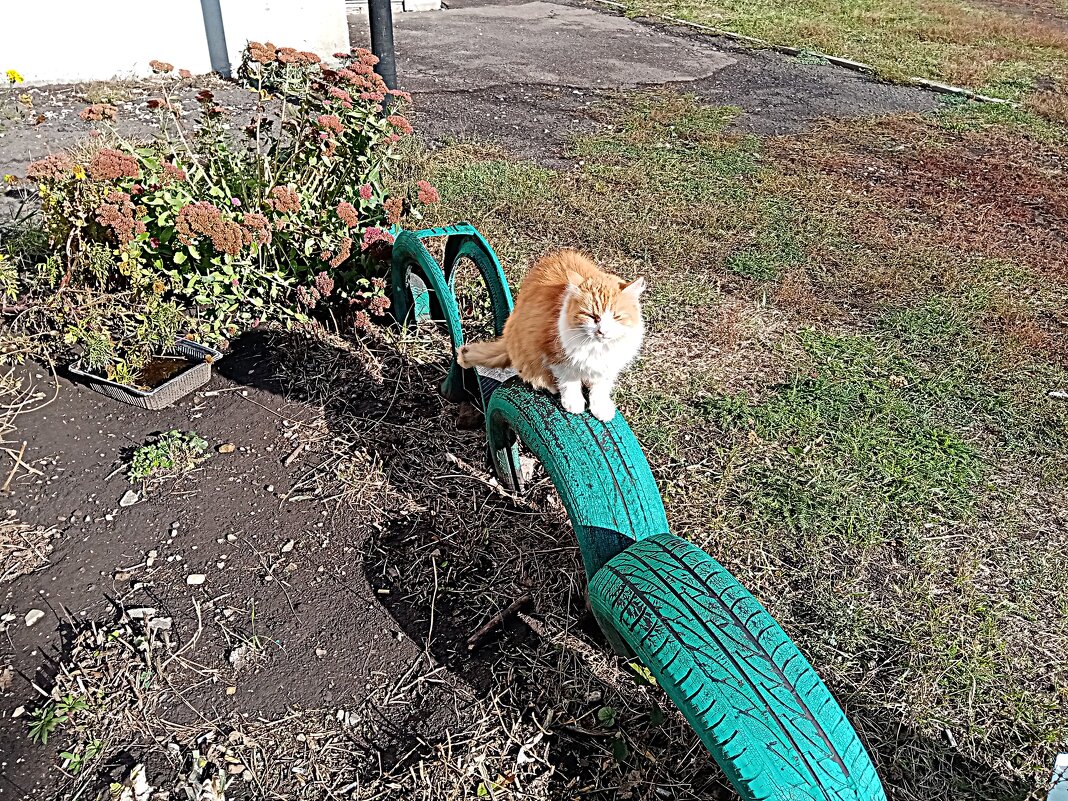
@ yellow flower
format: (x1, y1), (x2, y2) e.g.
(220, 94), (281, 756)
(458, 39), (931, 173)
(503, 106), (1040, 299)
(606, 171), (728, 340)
(5, 69), (24, 84)
(72, 164), (86, 181)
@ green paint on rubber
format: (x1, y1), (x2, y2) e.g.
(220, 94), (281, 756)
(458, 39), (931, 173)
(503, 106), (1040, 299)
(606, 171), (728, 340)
(590, 533), (886, 801)
(485, 379), (669, 579)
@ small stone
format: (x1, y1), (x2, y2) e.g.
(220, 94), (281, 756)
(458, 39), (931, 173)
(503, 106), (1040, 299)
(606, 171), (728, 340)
(146, 550), (158, 567)
(226, 533), (237, 542)
(266, 485), (274, 493)
(315, 648), (327, 658)
(105, 514), (114, 522)
(119, 490), (139, 507)
(226, 686), (237, 696)
(217, 442), (236, 454)
(24, 609), (45, 627)
(280, 539), (295, 553)
(114, 571), (132, 581)
(170, 521), (180, 530)
(186, 573), (207, 586)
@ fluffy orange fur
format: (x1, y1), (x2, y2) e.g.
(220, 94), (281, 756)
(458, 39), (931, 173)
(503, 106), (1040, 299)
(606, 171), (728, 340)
(458, 250), (644, 410)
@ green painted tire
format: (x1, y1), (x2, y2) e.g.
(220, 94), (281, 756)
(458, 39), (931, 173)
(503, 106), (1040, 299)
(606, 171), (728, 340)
(485, 379), (669, 579)
(590, 533), (886, 801)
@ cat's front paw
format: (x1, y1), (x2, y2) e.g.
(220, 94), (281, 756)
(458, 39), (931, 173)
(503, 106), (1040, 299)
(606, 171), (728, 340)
(589, 397), (616, 422)
(559, 389), (586, 414)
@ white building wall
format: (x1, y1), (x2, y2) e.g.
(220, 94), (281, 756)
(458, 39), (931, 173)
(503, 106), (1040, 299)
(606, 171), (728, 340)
(3, 0), (350, 85)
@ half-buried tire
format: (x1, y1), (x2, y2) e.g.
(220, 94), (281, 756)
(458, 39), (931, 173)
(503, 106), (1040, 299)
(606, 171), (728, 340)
(589, 533), (885, 801)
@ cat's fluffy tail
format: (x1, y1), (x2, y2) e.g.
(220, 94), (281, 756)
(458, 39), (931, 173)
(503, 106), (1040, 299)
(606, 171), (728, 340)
(457, 339), (511, 369)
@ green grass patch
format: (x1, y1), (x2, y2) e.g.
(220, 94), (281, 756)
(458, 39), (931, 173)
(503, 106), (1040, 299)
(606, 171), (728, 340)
(936, 96), (1068, 144)
(620, 0), (1068, 104)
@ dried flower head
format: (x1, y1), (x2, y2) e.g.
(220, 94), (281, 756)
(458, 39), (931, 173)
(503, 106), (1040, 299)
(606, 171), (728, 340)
(147, 98), (181, 114)
(384, 196), (404, 225)
(353, 48), (379, 67)
(96, 191), (146, 245)
(162, 162), (187, 183)
(316, 114), (343, 135)
(361, 226), (393, 251)
(416, 180), (440, 204)
(276, 47), (301, 64)
(267, 185), (301, 214)
(387, 88), (413, 102)
(336, 201), (359, 228)
(25, 153), (75, 182)
(295, 286), (316, 308)
(329, 236), (353, 268)
(149, 60), (174, 74)
(178, 68), (192, 79)
(88, 148), (140, 181)
(242, 212), (273, 246)
(248, 41), (278, 64)
(359, 184), (373, 201)
(327, 86), (353, 105)
(314, 271), (335, 298)
(176, 201), (246, 256)
(79, 104), (117, 122)
(352, 309), (373, 333)
(387, 115), (414, 136)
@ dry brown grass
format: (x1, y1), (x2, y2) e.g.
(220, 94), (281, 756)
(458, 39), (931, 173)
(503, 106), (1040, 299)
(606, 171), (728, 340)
(0, 518), (54, 582)
(1029, 85), (1068, 123)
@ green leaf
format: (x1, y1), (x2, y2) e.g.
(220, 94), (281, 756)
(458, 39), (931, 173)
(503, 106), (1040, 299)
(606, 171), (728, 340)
(648, 704), (667, 727)
(596, 706), (617, 727)
(172, 251), (187, 265)
(187, 245), (201, 261)
(611, 736), (629, 762)
(629, 662), (658, 687)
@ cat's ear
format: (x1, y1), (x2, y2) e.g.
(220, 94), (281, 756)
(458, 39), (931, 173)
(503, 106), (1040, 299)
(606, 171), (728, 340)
(566, 270), (585, 291)
(620, 276), (646, 299)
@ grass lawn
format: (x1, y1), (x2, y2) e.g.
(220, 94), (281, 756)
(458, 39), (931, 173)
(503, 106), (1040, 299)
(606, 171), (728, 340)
(618, 0), (1068, 109)
(415, 92), (1068, 799)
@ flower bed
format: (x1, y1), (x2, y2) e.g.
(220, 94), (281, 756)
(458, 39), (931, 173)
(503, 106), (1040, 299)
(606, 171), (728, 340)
(0, 44), (436, 387)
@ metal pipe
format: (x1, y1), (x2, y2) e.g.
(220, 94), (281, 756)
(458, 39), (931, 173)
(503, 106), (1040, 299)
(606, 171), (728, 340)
(200, 0), (231, 78)
(367, 0), (398, 90)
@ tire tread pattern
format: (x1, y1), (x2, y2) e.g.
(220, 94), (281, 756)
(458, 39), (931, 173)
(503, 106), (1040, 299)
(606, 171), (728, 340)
(589, 533), (886, 801)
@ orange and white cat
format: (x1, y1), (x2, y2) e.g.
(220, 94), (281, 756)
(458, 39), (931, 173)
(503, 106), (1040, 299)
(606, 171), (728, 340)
(457, 250), (645, 422)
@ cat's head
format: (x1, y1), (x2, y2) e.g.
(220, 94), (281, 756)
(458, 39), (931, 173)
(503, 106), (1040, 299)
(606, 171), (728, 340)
(563, 272), (646, 344)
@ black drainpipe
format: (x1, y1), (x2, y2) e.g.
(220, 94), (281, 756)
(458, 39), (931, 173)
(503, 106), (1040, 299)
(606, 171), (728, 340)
(367, 0), (398, 90)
